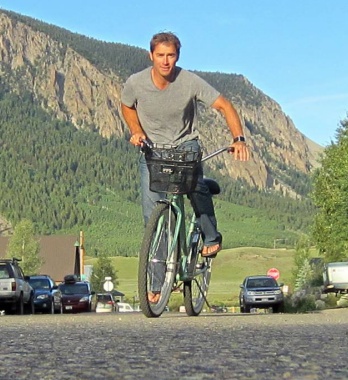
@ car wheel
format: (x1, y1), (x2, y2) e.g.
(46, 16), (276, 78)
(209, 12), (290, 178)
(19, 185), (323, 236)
(17, 294), (24, 315)
(50, 300), (55, 314)
(239, 300), (244, 313)
(273, 302), (284, 313)
(24, 293), (35, 315)
(244, 302), (251, 313)
(30, 294), (35, 314)
(241, 298), (251, 313)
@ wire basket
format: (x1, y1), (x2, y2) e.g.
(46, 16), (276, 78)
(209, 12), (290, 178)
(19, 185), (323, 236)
(145, 147), (202, 194)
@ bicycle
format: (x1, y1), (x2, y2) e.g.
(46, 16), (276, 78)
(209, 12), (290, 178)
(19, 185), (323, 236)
(137, 141), (232, 318)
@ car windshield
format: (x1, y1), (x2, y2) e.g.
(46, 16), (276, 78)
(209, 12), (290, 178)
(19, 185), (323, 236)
(247, 278), (277, 288)
(29, 279), (51, 289)
(59, 283), (89, 295)
(97, 294), (112, 302)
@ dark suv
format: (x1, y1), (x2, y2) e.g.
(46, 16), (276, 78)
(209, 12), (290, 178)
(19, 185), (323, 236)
(0, 257), (35, 314)
(58, 275), (95, 313)
(28, 275), (63, 314)
(239, 275), (284, 313)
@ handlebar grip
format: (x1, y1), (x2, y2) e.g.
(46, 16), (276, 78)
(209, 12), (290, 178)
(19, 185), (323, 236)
(140, 138), (153, 153)
(141, 138), (153, 148)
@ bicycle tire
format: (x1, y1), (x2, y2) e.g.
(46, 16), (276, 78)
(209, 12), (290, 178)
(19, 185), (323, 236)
(184, 232), (213, 316)
(138, 202), (179, 318)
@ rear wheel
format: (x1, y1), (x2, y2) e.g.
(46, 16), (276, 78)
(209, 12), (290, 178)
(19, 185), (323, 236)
(25, 293), (35, 314)
(184, 231), (212, 316)
(17, 294), (24, 315)
(138, 203), (179, 318)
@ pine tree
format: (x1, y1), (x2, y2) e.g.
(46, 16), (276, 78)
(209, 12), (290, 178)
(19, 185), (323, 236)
(6, 219), (43, 274)
(90, 253), (118, 293)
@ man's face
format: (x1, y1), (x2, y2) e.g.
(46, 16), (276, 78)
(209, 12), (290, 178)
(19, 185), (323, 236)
(149, 42), (178, 79)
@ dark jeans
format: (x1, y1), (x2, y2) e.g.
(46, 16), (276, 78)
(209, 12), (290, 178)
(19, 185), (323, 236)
(139, 139), (220, 247)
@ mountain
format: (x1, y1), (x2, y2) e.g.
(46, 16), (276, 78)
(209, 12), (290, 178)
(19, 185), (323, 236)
(0, 10), (323, 254)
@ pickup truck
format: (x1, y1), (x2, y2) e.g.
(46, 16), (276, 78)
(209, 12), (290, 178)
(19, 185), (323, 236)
(322, 262), (348, 294)
(0, 257), (35, 314)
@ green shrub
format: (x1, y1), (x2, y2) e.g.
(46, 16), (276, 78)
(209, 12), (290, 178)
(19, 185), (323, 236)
(168, 293), (184, 312)
(284, 293), (317, 313)
(323, 293), (339, 308)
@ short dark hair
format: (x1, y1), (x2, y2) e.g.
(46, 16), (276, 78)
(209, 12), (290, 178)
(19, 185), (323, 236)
(150, 32), (181, 56)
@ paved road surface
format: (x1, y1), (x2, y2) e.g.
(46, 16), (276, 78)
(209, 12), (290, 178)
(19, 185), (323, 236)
(1, 308), (348, 379)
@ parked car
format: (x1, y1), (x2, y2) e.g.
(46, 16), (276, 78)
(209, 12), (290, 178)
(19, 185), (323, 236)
(28, 275), (62, 314)
(239, 275), (284, 313)
(0, 257), (34, 315)
(117, 302), (134, 312)
(95, 293), (115, 313)
(322, 262), (348, 294)
(58, 275), (95, 313)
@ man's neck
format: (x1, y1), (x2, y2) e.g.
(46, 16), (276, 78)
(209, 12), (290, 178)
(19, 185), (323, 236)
(151, 68), (175, 90)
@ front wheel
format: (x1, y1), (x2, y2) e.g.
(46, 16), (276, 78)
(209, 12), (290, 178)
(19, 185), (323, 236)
(240, 298), (251, 313)
(184, 232), (213, 316)
(50, 298), (55, 314)
(272, 302), (284, 313)
(138, 202), (179, 318)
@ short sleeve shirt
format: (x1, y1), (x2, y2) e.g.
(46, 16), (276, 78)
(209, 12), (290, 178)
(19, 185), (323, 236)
(121, 67), (220, 145)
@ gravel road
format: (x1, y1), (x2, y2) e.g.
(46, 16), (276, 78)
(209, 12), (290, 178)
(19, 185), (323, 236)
(1, 308), (348, 380)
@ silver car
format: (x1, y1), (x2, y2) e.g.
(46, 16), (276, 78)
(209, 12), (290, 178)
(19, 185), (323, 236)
(239, 275), (284, 313)
(95, 293), (115, 313)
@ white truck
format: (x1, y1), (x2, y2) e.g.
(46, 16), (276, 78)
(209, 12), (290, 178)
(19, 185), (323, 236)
(0, 257), (34, 314)
(322, 262), (348, 294)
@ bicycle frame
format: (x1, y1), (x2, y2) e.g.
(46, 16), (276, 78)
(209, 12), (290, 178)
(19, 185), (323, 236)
(156, 193), (201, 284)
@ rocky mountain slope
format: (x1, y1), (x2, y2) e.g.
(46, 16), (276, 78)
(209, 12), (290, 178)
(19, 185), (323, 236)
(0, 11), (323, 199)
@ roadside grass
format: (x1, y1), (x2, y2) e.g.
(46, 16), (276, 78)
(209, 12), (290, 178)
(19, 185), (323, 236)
(85, 246), (309, 306)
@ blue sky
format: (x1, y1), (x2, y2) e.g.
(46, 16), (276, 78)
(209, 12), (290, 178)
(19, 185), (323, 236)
(1, 1), (347, 147)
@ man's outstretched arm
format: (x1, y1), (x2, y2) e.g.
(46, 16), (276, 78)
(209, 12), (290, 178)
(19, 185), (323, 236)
(212, 95), (249, 161)
(121, 103), (146, 146)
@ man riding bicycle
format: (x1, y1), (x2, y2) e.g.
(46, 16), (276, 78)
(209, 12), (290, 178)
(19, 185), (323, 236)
(121, 32), (249, 301)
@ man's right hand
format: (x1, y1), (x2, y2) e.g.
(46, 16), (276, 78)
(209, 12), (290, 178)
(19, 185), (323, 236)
(130, 133), (146, 146)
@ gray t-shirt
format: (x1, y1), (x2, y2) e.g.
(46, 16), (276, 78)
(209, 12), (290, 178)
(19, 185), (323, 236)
(121, 67), (220, 146)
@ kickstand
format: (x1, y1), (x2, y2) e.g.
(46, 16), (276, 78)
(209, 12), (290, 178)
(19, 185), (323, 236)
(192, 277), (212, 309)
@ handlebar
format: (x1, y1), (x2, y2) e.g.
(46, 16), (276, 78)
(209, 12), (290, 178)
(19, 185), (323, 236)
(201, 147), (234, 162)
(140, 139), (233, 162)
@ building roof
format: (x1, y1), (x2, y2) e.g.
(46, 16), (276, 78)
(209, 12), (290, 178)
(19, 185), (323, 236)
(0, 235), (79, 283)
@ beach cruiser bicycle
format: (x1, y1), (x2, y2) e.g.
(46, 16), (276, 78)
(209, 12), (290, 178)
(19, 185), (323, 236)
(138, 140), (232, 318)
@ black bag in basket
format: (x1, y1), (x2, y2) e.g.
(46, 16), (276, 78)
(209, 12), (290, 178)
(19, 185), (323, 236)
(145, 147), (202, 194)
